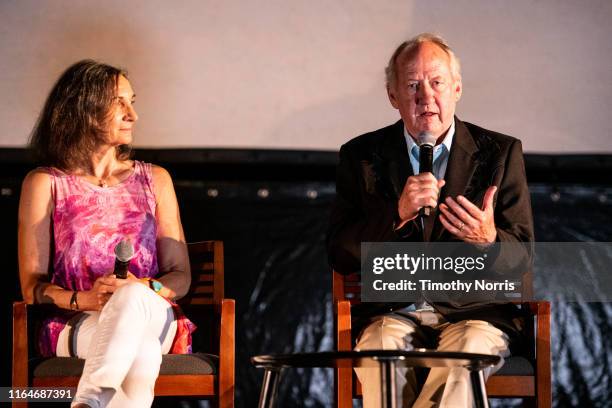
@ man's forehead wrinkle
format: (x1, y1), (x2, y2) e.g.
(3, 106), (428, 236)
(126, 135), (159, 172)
(398, 54), (450, 78)
(404, 62), (444, 72)
(401, 63), (447, 79)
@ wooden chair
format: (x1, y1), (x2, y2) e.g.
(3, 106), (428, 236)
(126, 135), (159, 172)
(12, 240), (235, 408)
(333, 270), (551, 407)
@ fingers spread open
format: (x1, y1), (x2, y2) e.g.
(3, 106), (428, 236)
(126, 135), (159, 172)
(439, 203), (463, 227)
(456, 195), (485, 220)
(445, 197), (477, 227)
(439, 213), (462, 236)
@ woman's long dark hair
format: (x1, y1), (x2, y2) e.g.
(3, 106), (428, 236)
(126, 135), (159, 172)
(29, 59), (131, 170)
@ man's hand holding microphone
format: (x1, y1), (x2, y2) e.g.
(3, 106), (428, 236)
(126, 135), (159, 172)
(397, 132), (445, 227)
(397, 131), (497, 244)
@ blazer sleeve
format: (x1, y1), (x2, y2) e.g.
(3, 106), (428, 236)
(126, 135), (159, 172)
(326, 143), (419, 274)
(495, 140), (534, 241)
(488, 139), (535, 275)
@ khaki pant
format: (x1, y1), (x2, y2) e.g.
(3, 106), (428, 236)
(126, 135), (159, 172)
(355, 314), (510, 408)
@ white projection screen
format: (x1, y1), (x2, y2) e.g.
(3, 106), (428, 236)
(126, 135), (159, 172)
(1, 0), (611, 152)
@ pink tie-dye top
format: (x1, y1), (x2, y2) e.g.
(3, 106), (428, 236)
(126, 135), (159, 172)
(38, 161), (194, 356)
(50, 161), (158, 289)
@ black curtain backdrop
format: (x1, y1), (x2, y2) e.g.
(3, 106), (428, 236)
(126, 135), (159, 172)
(2, 149), (611, 407)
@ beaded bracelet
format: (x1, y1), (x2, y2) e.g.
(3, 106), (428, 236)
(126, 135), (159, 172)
(139, 277), (164, 294)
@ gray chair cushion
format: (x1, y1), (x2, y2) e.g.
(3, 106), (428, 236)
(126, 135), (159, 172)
(33, 352), (217, 377)
(494, 356), (534, 376)
(159, 353), (217, 375)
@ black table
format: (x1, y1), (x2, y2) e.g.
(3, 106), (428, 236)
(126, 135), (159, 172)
(251, 349), (500, 408)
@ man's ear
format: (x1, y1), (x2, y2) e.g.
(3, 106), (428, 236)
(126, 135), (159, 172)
(454, 77), (462, 102)
(387, 85), (400, 109)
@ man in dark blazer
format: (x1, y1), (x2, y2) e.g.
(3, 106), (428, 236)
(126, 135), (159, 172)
(327, 33), (534, 407)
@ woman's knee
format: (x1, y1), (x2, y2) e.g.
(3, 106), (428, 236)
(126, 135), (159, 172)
(109, 281), (155, 306)
(105, 281), (162, 314)
(114, 281), (150, 298)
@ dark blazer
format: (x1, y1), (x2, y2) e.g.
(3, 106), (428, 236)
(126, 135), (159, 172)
(327, 117), (534, 345)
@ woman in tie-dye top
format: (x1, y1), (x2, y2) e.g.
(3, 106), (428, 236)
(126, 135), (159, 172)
(18, 60), (194, 408)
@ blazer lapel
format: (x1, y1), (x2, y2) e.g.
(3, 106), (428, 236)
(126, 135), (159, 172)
(427, 118), (478, 241)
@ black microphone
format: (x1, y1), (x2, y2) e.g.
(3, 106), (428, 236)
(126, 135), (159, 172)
(418, 131), (436, 217)
(114, 239), (134, 279)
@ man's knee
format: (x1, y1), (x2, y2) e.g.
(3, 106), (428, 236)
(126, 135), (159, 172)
(439, 320), (509, 354)
(356, 316), (418, 351)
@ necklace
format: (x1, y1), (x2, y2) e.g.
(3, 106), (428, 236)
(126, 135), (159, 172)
(96, 169), (114, 188)
(87, 160), (128, 187)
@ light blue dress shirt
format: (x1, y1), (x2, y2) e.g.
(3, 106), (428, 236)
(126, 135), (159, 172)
(404, 119), (455, 180)
(402, 120), (456, 312)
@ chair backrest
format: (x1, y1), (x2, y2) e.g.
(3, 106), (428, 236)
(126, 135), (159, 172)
(178, 241), (225, 354)
(332, 270), (360, 305)
(182, 241), (225, 306)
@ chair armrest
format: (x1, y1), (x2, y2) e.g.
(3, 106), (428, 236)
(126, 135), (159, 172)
(523, 302), (551, 354)
(13, 301), (29, 388)
(336, 300), (352, 352)
(533, 302), (551, 344)
(522, 301), (540, 315)
(522, 301), (551, 405)
(218, 298), (235, 408)
(534, 301), (551, 405)
(335, 300), (354, 408)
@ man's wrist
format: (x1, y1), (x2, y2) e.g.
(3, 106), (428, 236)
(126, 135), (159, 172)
(393, 219), (409, 231)
(393, 218), (419, 238)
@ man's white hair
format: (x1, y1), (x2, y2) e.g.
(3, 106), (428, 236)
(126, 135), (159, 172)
(385, 32), (462, 89)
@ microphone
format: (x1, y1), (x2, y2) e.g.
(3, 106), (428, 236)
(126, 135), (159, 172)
(418, 131), (436, 217)
(114, 239), (134, 279)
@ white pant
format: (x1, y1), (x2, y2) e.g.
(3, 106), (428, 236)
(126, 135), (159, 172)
(58, 282), (177, 408)
(355, 314), (510, 408)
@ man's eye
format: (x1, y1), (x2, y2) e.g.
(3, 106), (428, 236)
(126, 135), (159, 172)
(407, 83), (418, 90)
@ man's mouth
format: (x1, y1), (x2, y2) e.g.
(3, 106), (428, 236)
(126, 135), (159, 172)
(419, 112), (437, 117)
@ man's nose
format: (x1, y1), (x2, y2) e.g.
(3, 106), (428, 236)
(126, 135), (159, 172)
(416, 82), (434, 105)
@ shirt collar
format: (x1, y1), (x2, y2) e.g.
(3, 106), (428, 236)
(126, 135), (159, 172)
(404, 119), (455, 157)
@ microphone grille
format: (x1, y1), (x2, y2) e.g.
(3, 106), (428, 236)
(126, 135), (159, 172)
(114, 239), (134, 262)
(417, 131), (436, 147)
